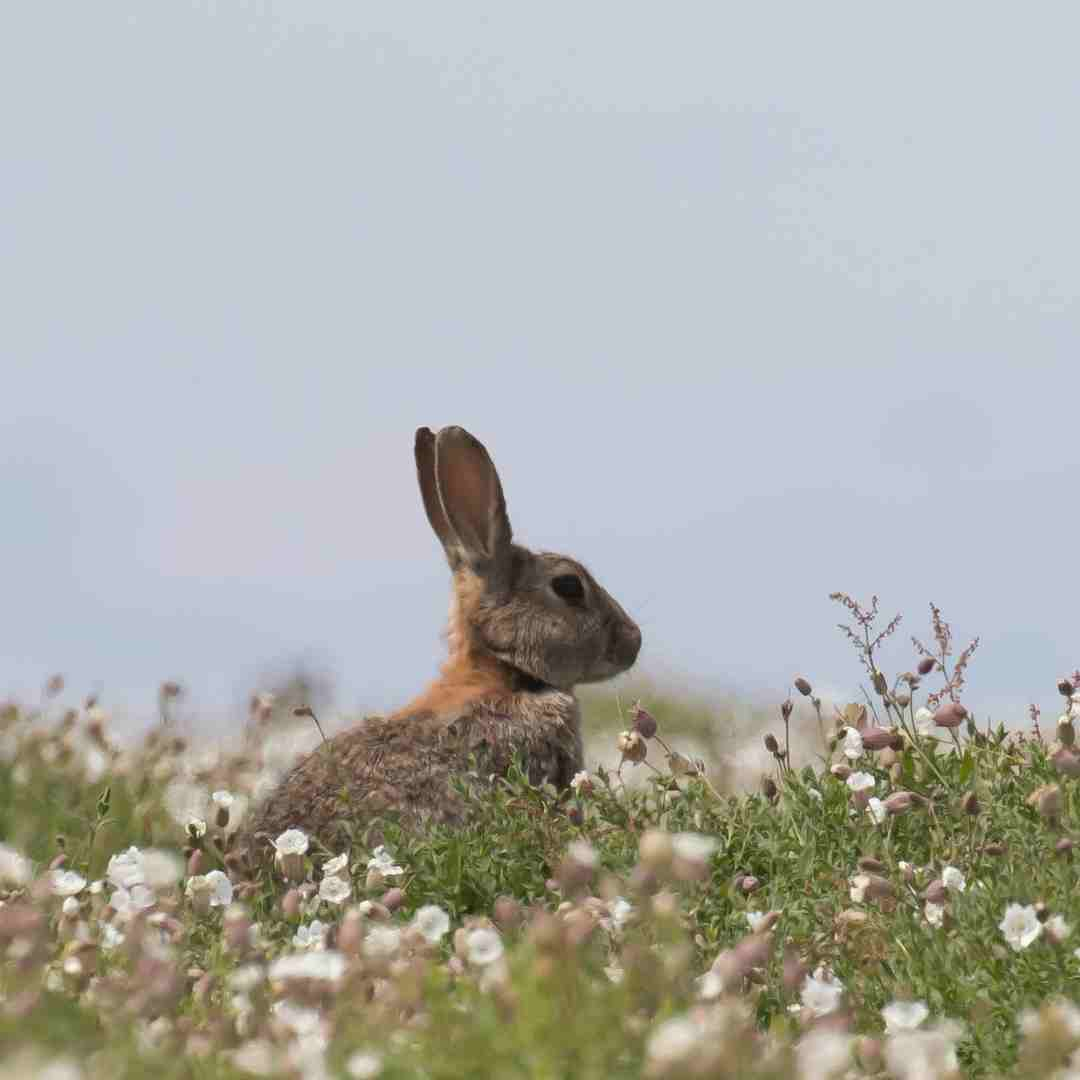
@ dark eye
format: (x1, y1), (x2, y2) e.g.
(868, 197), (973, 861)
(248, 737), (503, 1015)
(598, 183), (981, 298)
(551, 574), (585, 604)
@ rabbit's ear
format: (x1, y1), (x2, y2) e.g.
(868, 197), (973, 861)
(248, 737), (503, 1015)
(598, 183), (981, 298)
(415, 427), (459, 564)
(434, 426), (513, 587)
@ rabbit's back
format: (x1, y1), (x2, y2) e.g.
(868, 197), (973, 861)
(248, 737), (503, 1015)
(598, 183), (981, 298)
(243, 690), (581, 852)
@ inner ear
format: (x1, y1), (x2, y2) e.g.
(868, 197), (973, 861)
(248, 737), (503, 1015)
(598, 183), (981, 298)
(415, 427), (459, 564)
(434, 426), (513, 582)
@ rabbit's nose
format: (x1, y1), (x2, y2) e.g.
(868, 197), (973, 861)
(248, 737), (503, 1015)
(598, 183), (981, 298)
(612, 620), (642, 668)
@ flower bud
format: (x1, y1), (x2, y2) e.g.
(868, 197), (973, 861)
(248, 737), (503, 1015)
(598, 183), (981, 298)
(871, 672), (888, 696)
(917, 658), (936, 676)
(961, 791), (980, 817)
(186, 850), (205, 878)
(1059, 678), (1076, 697)
(883, 791), (919, 816)
(739, 875), (761, 895)
(763, 733), (780, 755)
(639, 830), (674, 873)
(1056, 837), (1074, 856)
(493, 896), (522, 931)
(1029, 784), (1063, 823)
(857, 856), (886, 873)
(894, 693), (911, 708)
(780, 699), (793, 721)
(617, 730), (647, 765)
(861, 727), (903, 752)
(924, 879), (946, 905)
(933, 702), (967, 729)
(337, 907), (364, 955)
(983, 841), (1006, 856)
(215, 806), (230, 829)
(381, 888), (404, 912)
(1057, 716), (1076, 747)
(631, 703), (657, 740)
(761, 777), (778, 801)
(281, 889), (301, 919)
(830, 763), (852, 781)
(1052, 747), (1080, 777)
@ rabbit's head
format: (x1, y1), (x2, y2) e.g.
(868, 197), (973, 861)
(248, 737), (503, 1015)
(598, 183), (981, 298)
(416, 426), (641, 692)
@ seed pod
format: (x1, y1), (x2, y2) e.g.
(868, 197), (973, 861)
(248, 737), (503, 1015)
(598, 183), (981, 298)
(761, 776), (778, 801)
(857, 856), (887, 873)
(781, 699), (793, 720)
(830, 763), (852, 780)
(961, 791), (980, 817)
(933, 702), (967, 729)
(983, 841), (1006, 856)
(631, 703), (658, 740)
(917, 658), (936, 676)
(1059, 678), (1076, 697)
(871, 672), (888, 696)
(617, 730), (647, 764)
(794, 677), (813, 697)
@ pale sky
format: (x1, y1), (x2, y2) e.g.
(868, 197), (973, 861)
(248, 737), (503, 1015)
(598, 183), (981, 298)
(4, 3), (1079, 733)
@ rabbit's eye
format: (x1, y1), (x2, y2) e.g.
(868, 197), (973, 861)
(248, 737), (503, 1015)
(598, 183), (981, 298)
(551, 574), (585, 604)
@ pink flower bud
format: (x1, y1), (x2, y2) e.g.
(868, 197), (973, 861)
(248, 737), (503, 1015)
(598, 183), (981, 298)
(883, 791), (919, 815)
(631, 703), (657, 740)
(917, 658), (936, 676)
(933, 702), (967, 729)
(281, 889), (301, 919)
(1052, 748), (1080, 777)
(861, 727), (903, 752)
(794, 677), (813, 697)
(924, 879), (946, 905)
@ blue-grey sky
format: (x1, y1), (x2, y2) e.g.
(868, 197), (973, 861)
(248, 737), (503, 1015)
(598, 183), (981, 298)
(4, 3), (1078, 732)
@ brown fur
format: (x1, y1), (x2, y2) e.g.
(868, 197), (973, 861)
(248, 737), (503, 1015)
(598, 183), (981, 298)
(239, 426), (640, 859)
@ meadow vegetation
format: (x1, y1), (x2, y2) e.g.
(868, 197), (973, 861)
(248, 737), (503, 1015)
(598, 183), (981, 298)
(2, 595), (1080, 1078)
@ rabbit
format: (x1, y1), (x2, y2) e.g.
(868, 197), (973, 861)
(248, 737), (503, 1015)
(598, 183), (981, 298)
(240, 425), (642, 858)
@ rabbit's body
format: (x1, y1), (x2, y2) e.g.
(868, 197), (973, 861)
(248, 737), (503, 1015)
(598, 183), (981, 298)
(241, 427), (640, 856)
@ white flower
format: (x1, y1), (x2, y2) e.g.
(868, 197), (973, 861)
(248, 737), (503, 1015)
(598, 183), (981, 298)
(1000, 903), (1042, 951)
(846, 771), (875, 794)
(346, 1050), (383, 1079)
(211, 790), (235, 808)
(0, 843), (32, 886)
(746, 911), (770, 933)
(61, 897), (80, 917)
(924, 901), (945, 928)
(696, 970), (726, 1001)
(273, 829), (309, 856)
(362, 925), (401, 960)
(318, 874), (351, 906)
(882, 1000), (930, 1033)
(100, 922), (125, 951)
(800, 967), (844, 1017)
(412, 904), (451, 944)
(866, 797), (886, 824)
(322, 853), (349, 877)
(465, 927), (504, 966)
(204, 870), (233, 907)
(842, 727), (864, 760)
(111, 883), (157, 917)
(941, 866), (966, 893)
(49, 869), (88, 897)
(292, 920), (328, 951)
(566, 840), (597, 870)
(671, 832), (718, 863)
(569, 770), (592, 792)
(139, 850), (184, 890)
(186, 818), (207, 838)
(106, 847), (145, 889)
(366, 846), (403, 877)
(807, 788), (823, 803)
(849, 874), (871, 903)
(913, 707), (934, 735)
(883, 1022), (962, 1080)
(646, 1017), (701, 1072)
(795, 1029), (854, 1080)
(608, 897), (634, 932)
(269, 950), (345, 983)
